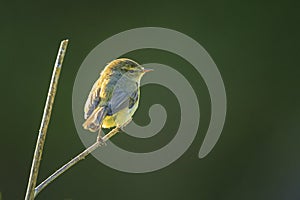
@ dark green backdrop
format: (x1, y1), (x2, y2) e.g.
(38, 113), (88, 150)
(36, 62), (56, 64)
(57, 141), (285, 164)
(1, 1), (300, 199)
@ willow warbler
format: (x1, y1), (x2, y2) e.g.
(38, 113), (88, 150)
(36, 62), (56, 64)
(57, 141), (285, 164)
(82, 58), (152, 139)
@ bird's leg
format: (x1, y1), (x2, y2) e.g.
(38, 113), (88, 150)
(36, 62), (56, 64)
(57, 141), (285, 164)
(96, 127), (106, 146)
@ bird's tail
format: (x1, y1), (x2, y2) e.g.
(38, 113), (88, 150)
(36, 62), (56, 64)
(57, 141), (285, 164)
(82, 106), (107, 132)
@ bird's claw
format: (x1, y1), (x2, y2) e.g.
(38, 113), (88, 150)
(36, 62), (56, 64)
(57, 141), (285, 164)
(97, 136), (106, 146)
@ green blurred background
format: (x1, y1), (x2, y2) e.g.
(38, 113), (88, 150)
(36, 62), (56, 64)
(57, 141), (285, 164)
(1, 0), (300, 199)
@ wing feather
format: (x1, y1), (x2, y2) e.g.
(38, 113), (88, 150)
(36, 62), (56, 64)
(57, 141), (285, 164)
(108, 82), (139, 115)
(84, 78), (102, 119)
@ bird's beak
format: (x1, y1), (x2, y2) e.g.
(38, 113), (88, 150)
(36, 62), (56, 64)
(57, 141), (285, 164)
(143, 68), (154, 73)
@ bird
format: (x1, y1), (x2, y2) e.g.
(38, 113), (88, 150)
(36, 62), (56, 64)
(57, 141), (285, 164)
(82, 58), (152, 141)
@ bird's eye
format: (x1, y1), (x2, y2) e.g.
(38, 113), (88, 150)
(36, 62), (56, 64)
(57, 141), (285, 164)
(129, 70), (134, 73)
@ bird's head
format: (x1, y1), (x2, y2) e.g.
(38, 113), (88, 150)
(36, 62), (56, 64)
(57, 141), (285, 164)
(108, 58), (153, 81)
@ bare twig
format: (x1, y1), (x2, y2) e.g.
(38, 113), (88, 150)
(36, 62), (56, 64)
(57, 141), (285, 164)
(25, 40), (69, 200)
(34, 127), (121, 197)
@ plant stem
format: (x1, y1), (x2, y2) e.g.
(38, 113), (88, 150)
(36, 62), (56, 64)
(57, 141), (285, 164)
(25, 40), (69, 200)
(34, 127), (120, 197)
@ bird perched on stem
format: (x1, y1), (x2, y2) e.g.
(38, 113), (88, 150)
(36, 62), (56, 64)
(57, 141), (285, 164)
(82, 58), (153, 142)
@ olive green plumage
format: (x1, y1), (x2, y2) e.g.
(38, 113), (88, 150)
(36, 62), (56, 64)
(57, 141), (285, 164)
(82, 58), (152, 133)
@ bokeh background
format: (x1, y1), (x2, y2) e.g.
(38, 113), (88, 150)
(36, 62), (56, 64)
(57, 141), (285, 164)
(1, 0), (300, 199)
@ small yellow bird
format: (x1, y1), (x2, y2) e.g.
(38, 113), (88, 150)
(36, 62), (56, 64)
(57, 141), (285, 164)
(82, 58), (152, 140)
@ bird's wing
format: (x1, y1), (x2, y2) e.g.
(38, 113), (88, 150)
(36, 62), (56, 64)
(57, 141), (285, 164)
(107, 82), (139, 115)
(84, 78), (102, 120)
(82, 106), (108, 132)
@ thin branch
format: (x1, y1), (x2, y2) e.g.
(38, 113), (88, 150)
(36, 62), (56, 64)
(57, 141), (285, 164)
(34, 127), (121, 197)
(25, 40), (69, 200)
